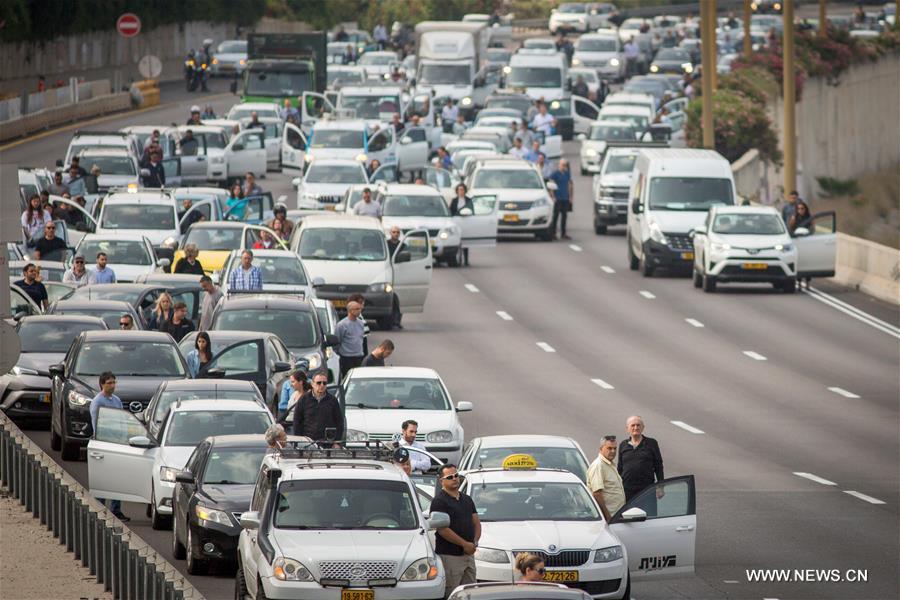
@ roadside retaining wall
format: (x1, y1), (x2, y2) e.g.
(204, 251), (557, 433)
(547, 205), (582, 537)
(0, 90), (132, 143)
(833, 233), (900, 305)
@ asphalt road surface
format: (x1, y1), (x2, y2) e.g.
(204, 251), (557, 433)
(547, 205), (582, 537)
(2, 79), (898, 600)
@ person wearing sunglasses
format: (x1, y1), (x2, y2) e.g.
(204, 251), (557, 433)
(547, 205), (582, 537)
(515, 552), (546, 582)
(431, 463), (480, 596)
(32, 221), (67, 260)
(63, 254), (91, 287)
(118, 315), (135, 330)
(291, 372), (343, 448)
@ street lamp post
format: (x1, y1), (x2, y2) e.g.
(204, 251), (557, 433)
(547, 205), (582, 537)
(783, 0), (797, 196)
(701, 0), (715, 148)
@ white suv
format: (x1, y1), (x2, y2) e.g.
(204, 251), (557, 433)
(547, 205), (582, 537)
(379, 183), (462, 266)
(466, 158), (555, 241)
(236, 444), (449, 600)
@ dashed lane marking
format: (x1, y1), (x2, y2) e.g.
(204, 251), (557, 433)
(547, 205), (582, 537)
(464, 283), (480, 293)
(591, 378), (615, 390)
(685, 318), (705, 328)
(496, 311), (513, 321)
(670, 420), (705, 434)
(600, 265), (615, 274)
(793, 472), (837, 486)
(843, 490), (885, 505)
(536, 342), (556, 353)
(827, 387), (860, 399)
(639, 290), (655, 299)
(569, 244), (583, 252)
(742, 351), (767, 361)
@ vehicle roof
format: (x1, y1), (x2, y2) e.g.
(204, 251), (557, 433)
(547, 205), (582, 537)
(299, 214), (382, 230)
(463, 467), (583, 484)
(580, 31), (620, 39)
(382, 183), (443, 196)
(73, 283), (162, 294)
(232, 248), (299, 259)
(272, 457), (409, 482)
(605, 92), (656, 102)
(229, 102), (279, 110)
(450, 582), (590, 599)
(19, 314), (107, 326)
(80, 233), (151, 243)
(311, 119), (369, 130)
(185, 220), (247, 230)
(639, 148), (727, 163)
(161, 378), (261, 391)
(306, 157), (366, 167)
(348, 366), (440, 380)
(102, 191), (176, 205)
(71, 132), (132, 140)
(218, 295), (315, 312)
(710, 205), (779, 215)
(208, 434), (270, 449)
(172, 187), (229, 196)
(339, 86), (402, 95)
(475, 159), (537, 170)
(134, 274), (204, 286)
(590, 119), (638, 128)
(185, 330), (271, 343)
(473, 434), (580, 449)
(170, 399), (270, 413)
(172, 125), (231, 134)
(510, 53), (566, 66)
(600, 105), (653, 116)
(9, 260), (66, 270)
(605, 146), (642, 156)
(78, 147), (132, 157)
(80, 329), (175, 342)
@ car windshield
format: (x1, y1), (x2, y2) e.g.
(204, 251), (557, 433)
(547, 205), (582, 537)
(656, 49), (690, 61)
(75, 341), (185, 377)
(590, 124), (637, 141)
(547, 99), (571, 116)
(81, 156), (135, 175)
(572, 70), (598, 83)
(305, 164), (366, 183)
(487, 49), (511, 61)
(310, 130), (364, 149)
(184, 227), (243, 250)
(473, 169), (543, 190)
(604, 154), (637, 174)
(713, 213), (785, 235)
(245, 69), (312, 97)
(507, 67), (562, 87)
(165, 411), (270, 447)
(76, 240), (151, 265)
(101, 205), (175, 230)
(486, 98), (532, 113)
(19, 320), (105, 353)
(340, 95), (399, 119)
(559, 3), (585, 13)
(625, 80), (666, 96)
(327, 70), (363, 85)
(213, 309), (318, 349)
(345, 377), (450, 410)
(382, 195), (450, 217)
(470, 481), (600, 522)
(360, 54), (395, 65)
(52, 308), (130, 330)
(468, 447), (589, 482)
(197, 132), (228, 149)
(601, 113), (648, 129)
(578, 38), (617, 52)
(154, 389), (262, 425)
(218, 40), (247, 54)
(418, 64), (470, 85)
(649, 177), (735, 210)
(202, 447), (267, 485)
(233, 256), (308, 285)
(298, 228), (386, 261)
(525, 41), (555, 49)
(274, 479), (418, 530)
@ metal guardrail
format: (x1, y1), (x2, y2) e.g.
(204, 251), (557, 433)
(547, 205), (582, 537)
(0, 413), (205, 600)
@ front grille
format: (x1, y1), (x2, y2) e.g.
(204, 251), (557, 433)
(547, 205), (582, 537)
(498, 219), (532, 227)
(500, 201), (533, 211)
(515, 550), (590, 567)
(231, 512), (242, 522)
(318, 284), (368, 294)
(366, 433), (396, 442)
(569, 579), (622, 594)
(609, 188), (629, 201)
(666, 234), (693, 251)
(721, 265), (785, 276)
(316, 195), (342, 204)
(318, 561), (397, 581)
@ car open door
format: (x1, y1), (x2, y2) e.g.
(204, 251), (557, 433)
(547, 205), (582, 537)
(177, 198), (217, 234)
(794, 211), (837, 279)
(226, 193), (275, 225)
(281, 122), (307, 170)
(423, 167), (458, 203)
(573, 96), (601, 136)
(301, 92), (335, 126)
(609, 475), (697, 580)
(204, 339), (266, 386)
(241, 223), (289, 250)
(396, 127), (429, 173)
(455, 194), (499, 249)
(170, 130), (208, 185)
(87, 406), (156, 504)
(366, 127), (396, 165)
(370, 163), (400, 184)
(49, 197), (97, 246)
(225, 130), (267, 178)
(535, 130), (562, 159)
(391, 228), (432, 313)
(160, 156), (183, 187)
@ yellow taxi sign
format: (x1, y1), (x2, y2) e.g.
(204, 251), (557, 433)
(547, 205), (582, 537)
(502, 454), (538, 470)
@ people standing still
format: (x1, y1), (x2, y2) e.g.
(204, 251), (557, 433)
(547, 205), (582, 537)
(270, 218), (287, 242)
(186, 331), (213, 377)
(352, 187), (382, 218)
(280, 98), (299, 122)
(226, 182), (248, 219)
(514, 121), (534, 149)
(441, 99), (459, 130)
(549, 159), (574, 240)
(201, 104), (217, 119)
(509, 137), (528, 159)
(269, 204), (294, 239)
(148, 292), (174, 331)
(142, 150), (166, 188)
(335, 301), (366, 379)
(531, 103), (555, 137)
(278, 369), (308, 421)
(198, 275), (223, 331)
(14, 263), (49, 310)
(63, 254), (91, 287)
(588, 435), (626, 522)
(164, 301), (195, 343)
(452, 114), (467, 135)
(624, 36), (640, 78)
(618, 415), (665, 502)
(361, 339), (394, 367)
(118, 314), (135, 330)
(395, 419), (430, 473)
(367, 159), (382, 180)
(88, 252), (117, 284)
(89, 372), (129, 521)
(33, 222), (67, 260)
(572, 75), (589, 99)
(187, 105), (202, 126)
(243, 172), (263, 196)
(178, 198), (203, 232)
(47, 171), (69, 196)
(374, 22), (388, 50)
(292, 372), (343, 446)
(431, 464), (480, 596)
(386, 225), (403, 257)
(227, 250), (263, 291)
(437, 147), (453, 170)
(781, 190), (802, 225)
(450, 183), (474, 266)
(68, 155), (88, 178)
(515, 553), (546, 582)
(180, 130), (199, 156)
(173, 243), (205, 275)
(21, 194), (52, 244)
(535, 153), (554, 181)
(391, 112), (404, 135)
(789, 201), (814, 289)
(525, 140), (544, 163)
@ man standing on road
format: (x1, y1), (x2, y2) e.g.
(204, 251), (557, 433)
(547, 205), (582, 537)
(163, 301), (195, 343)
(292, 371), (343, 446)
(361, 339), (394, 367)
(781, 190), (802, 225)
(395, 419), (430, 473)
(618, 415), (665, 502)
(89, 252), (116, 284)
(624, 36), (640, 78)
(531, 102), (555, 137)
(142, 150), (166, 188)
(431, 464), (480, 596)
(227, 250), (263, 291)
(352, 187), (382, 218)
(509, 137), (528, 159)
(549, 159), (573, 240)
(63, 254), (90, 287)
(441, 99), (459, 128)
(335, 301), (366, 378)
(89, 372), (130, 521)
(572, 75), (589, 99)
(14, 263), (49, 310)
(198, 275), (223, 331)
(47, 171), (69, 196)
(243, 172), (263, 196)
(514, 121), (533, 149)
(33, 222), (66, 260)
(588, 435), (626, 522)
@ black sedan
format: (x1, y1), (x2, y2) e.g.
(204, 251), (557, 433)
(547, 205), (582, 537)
(49, 330), (189, 460)
(649, 48), (695, 75)
(142, 378), (266, 437)
(172, 434), (269, 574)
(68, 283), (202, 326)
(0, 315), (107, 425)
(48, 298), (143, 330)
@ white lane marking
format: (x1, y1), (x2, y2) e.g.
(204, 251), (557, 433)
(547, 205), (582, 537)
(828, 386), (860, 399)
(496, 311), (514, 321)
(723, 580), (740, 584)
(803, 287), (900, 339)
(600, 265), (616, 274)
(569, 244), (583, 252)
(464, 283), (480, 293)
(639, 290), (656, 299)
(591, 378), (615, 390)
(843, 490), (886, 505)
(685, 318), (705, 328)
(536, 342), (556, 353)
(742, 351), (767, 361)
(670, 420), (705, 434)
(793, 472), (837, 486)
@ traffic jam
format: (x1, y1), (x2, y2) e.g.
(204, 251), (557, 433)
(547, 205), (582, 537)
(6, 3), (846, 600)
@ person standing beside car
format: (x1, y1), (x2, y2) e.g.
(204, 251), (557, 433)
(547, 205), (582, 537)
(292, 372), (343, 446)
(63, 254), (91, 287)
(186, 331), (213, 377)
(163, 301), (195, 343)
(33, 222), (67, 260)
(14, 263), (49, 310)
(334, 301), (366, 378)
(548, 159), (573, 240)
(172, 243), (204, 275)
(431, 464), (480, 596)
(618, 415), (664, 502)
(588, 435), (626, 522)
(198, 276), (223, 331)
(89, 371), (130, 521)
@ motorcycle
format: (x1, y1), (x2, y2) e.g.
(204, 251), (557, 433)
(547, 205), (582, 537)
(184, 52), (209, 92)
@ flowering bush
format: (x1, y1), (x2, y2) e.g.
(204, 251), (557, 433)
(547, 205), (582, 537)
(685, 90), (781, 164)
(718, 66), (779, 105)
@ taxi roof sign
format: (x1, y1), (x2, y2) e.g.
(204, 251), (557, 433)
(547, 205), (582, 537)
(502, 454), (538, 470)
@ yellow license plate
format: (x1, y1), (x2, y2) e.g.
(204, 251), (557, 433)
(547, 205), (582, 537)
(341, 591), (374, 600)
(324, 205), (337, 211)
(332, 300), (348, 308)
(742, 263), (768, 270)
(502, 214), (519, 223)
(681, 252), (694, 260)
(544, 570), (579, 582)
(41, 394), (51, 404)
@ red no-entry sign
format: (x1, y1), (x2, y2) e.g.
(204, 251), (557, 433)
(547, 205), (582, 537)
(117, 13), (141, 38)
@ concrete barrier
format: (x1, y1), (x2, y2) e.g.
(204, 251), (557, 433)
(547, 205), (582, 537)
(731, 148), (765, 205)
(0, 92), (132, 143)
(833, 233), (900, 306)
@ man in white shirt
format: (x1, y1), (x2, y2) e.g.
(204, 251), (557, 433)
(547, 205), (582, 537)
(395, 419), (431, 473)
(508, 137), (528, 159)
(441, 99), (459, 125)
(531, 103), (556, 137)
(587, 435), (626, 522)
(624, 36), (640, 77)
(352, 187), (382, 218)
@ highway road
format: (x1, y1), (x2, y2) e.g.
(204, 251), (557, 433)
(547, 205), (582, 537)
(2, 78), (898, 600)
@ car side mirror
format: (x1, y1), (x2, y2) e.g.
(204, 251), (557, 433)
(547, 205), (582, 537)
(230, 80), (238, 94)
(576, 133), (587, 140)
(232, 142), (244, 151)
(312, 276), (325, 287)
(49, 363), (65, 377)
(458, 207), (473, 217)
(792, 227), (810, 237)
(157, 258), (171, 269)
(455, 401), (473, 412)
(174, 470), (195, 484)
(240, 511), (260, 529)
(393, 250), (411, 264)
(688, 227), (703, 238)
(128, 435), (155, 449)
(56, 159), (64, 167)
(619, 507), (647, 522)
(205, 367), (226, 379)
(400, 136), (412, 145)
(13, 311), (29, 321)
(426, 511), (451, 530)
(273, 361), (292, 373)
(292, 177), (302, 187)
(631, 198), (643, 214)
(140, 168), (150, 178)
(325, 333), (340, 347)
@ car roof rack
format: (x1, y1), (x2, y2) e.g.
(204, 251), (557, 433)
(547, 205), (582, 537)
(277, 440), (396, 462)
(73, 130), (130, 137)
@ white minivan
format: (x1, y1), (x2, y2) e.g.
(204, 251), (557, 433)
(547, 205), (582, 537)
(627, 149), (737, 277)
(505, 52), (568, 102)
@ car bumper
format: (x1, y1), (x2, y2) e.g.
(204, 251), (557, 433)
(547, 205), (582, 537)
(155, 480), (176, 514)
(189, 519), (241, 562)
(1, 379), (52, 422)
(593, 201), (627, 226)
(260, 576), (445, 600)
(476, 559), (627, 599)
(497, 206), (552, 234)
(707, 255), (795, 282)
(433, 244), (460, 260)
(580, 155), (603, 172)
(551, 21), (587, 32)
(644, 239), (695, 272)
(424, 444), (461, 464)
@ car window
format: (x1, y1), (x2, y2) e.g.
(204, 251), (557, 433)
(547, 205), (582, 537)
(473, 169), (543, 190)
(75, 341), (185, 377)
(165, 411), (270, 446)
(305, 164), (366, 184)
(153, 388), (263, 426)
(309, 130), (364, 149)
(382, 195), (449, 217)
(202, 447), (268, 485)
(712, 213), (785, 235)
(76, 239), (152, 266)
(208, 340), (263, 376)
(469, 482), (599, 522)
(345, 377), (450, 410)
(94, 406), (146, 444)
(623, 478), (690, 520)
(469, 447), (589, 481)
(229, 256), (307, 286)
(274, 479), (418, 530)
(298, 227), (386, 261)
(648, 177), (734, 210)
(18, 320), (105, 353)
(213, 310), (318, 349)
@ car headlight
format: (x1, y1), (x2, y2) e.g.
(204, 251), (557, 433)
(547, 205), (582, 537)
(648, 222), (667, 244)
(273, 557), (314, 581)
(11, 366), (39, 376)
(775, 243), (793, 252)
(533, 195), (550, 207)
(160, 466), (179, 482)
(461, 97), (473, 106)
(439, 226), (459, 240)
(355, 153), (367, 162)
(594, 545), (623, 563)
(650, 64), (659, 73)
(572, 58), (582, 66)
(161, 237), (178, 248)
(212, 58), (219, 65)
(584, 148), (598, 157)
(367, 282), (393, 294)
(303, 353), (322, 371)
(210, 156), (225, 164)
(610, 57), (620, 66)
(401, 557), (439, 581)
(474, 547), (509, 563)
(306, 153), (315, 162)
(683, 64), (694, 73)
(194, 504), (232, 526)
(239, 58), (246, 66)
(710, 242), (732, 252)
(426, 430), (453, 443)
(67, 391), (91, 407)
(346, 429), (369, 442)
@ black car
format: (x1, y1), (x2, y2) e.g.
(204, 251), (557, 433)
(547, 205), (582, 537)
(178, 331), (293, 412)
(0, 315), (107, 425)
(649, 48), (694, 75)
(142, 378), (266, 437)
(68, 283), (202, 326)
(172, 434), (270, 574)
(49, 330), (189, 460)
(48, 299), (143, 330)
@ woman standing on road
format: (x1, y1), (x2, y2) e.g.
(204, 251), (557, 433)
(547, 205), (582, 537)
(515, 552), (546, 582)
(148, 292), (174, 330)
(789, 201), (814, 289)
(172, 243), (204, 275)
(186, 331), (213, 378)
(450, 183), (474, 267)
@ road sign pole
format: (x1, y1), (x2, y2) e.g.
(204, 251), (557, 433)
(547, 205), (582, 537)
(783, 0), (797, 196)
(744, 0), (753, 57)
(701, 0), (715, 149)
(819, 0), (827, 38)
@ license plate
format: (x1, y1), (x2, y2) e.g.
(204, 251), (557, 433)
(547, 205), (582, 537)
(332, 300), (348, 308)
(544, 570), (579, 582)
(40, 394), (51, 404)
(324, 205), (337, 211)
(681, 252), (694, 260)
(341, 591), (374, 600)
(742, 263), (768, 270)
(502, 214), (519, 223)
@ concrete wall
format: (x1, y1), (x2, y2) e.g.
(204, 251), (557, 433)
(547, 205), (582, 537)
(833, 232), (900, 306)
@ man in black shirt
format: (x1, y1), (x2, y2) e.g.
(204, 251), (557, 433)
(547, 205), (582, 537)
(33, 222), (67, 260)
(617, 415), (664, 501)
(292, 371), (343, 446)
(163, 301), (195, 343)
(430, 464), (480, 596)
(361, 339), (394, 367)
(14, 263), (49, 310)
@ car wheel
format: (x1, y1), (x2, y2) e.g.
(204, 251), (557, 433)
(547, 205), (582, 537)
(621, 572), (631, 599)
(172, 518), (187, 559)
(702, 273), (717, 293)
(581, 167), (588, 176)
(150, 487), (172, 530)
(536, 225), (553, 241)
(60, 436), (80, 461)
(783, 278), (797, 294)
(447, 251), (460, 268)
(50, 426), (61, 451)
(235, 561), (249, 600)
(693, 269), (703, 288)
(640, 254), (654, 277)
(628, 236), (639, 270)
(595, 223), (607, 235)
(186, 525), (208, 575)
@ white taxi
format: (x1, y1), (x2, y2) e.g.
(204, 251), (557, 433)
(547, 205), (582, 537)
(461, 455), (697, 599)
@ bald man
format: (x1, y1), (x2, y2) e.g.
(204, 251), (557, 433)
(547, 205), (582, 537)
(618, 415), (665, 502)
(335, 301), (366, 380)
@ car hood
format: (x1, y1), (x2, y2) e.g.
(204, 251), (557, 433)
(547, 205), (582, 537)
(581, 140), (608, 154)
(648, 211), (710, 234)
(417, 84), (474, 101)
(92, 376), (182, 406)
(301, 182), (358, 197)
(381, 216), (455, 231)
(194, 250), (232, 275)
(574, 50), (619, 61)
(472, 188), (548, 203)
(104, 262), (157, 283)
(17, 352), (66, 376)
(97, 174), (138, 188)
(708, 232), (790, 249)
(201, 483), (254, 509)
(346, 409), (456, 436)
(518, 87), (565, 101)
(599, 172), (634, 188)
(93, 229), (178, 246)
(159, 445), (195, 472)
(302, 259), (390, 286)
(308, 149), (365, 162)
(479, 519), (616, 553)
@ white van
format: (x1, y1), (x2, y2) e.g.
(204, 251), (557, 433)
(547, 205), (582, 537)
(627, 149), (737, 277)
(505, 52), (568, 101)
